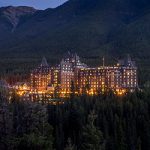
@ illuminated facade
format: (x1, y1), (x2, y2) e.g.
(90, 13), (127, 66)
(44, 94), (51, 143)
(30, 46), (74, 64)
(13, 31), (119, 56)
(13, 82), (30, 96)
(77, 66), (137, 95)
(77, 68), (106, 94)
(30, 53), (138, 97)
(30, 57), (51, 92)
(50, 52), (87, 97)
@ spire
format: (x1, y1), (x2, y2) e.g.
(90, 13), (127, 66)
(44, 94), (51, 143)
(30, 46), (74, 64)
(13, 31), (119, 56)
(124, 54), (135, 67)
(41, 56), (48, 66)
(68, 51), (71, 56)
(102, 56), (105, 67)
(127, 54), (131, 62)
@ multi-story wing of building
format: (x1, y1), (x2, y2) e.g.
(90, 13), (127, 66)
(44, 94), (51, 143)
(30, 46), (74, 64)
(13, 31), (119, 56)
(50, 52), (87, 97)
(30, 57), (51, 92)
(119, 55), (137, 91)
(77, 55), (137, 95)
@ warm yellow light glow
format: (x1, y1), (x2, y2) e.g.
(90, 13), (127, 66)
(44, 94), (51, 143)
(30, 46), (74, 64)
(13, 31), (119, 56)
(89, 89), (94, 95)
(17, 91), (25, 96)
(116, 89), (126, 96)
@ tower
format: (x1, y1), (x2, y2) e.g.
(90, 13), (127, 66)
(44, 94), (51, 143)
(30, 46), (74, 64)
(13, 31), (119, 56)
(30, 57), (51, 92)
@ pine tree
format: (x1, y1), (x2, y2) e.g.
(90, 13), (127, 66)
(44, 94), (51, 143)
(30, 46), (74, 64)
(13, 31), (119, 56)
(64, 138), (76, 150)
(136, 137), (141, 150)
(11, 101), (54, 150)
(70, 80), (75, 98)
(0, 96), (13, 149)
(114, 115), (127, 150)
(81, 111), (105, 150)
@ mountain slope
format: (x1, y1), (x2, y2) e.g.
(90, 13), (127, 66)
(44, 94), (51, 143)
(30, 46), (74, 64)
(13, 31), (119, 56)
(0, 6), (36, 28)
(0, 6), (37, 51)
(0, 0), (140, 55)
(2, 0), (150, 52)
(0, 0), (150, 84)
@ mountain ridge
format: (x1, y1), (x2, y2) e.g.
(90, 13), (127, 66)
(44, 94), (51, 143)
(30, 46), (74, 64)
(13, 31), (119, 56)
(0, 0), (150, 84)
(0, 6), (37, 32)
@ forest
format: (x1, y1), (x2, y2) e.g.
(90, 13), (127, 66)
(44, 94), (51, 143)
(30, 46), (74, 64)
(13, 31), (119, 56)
(0, 89), (150, 150)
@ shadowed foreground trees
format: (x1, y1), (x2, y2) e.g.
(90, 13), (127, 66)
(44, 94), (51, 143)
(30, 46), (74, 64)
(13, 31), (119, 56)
(80, 111), (104, 150)
(0, 97), (53, 150)
(0, 90), (150, 150)
(48, 91), (150, 150)
(64, 138), (77, 150)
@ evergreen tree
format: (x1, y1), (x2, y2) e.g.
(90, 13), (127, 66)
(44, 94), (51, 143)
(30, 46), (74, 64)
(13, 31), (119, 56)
(136, 137), (141, 150)
(9, 100), (53, 150)
(0, 96), (13, 149)
(70, 80), (75, 98)
(64, 138), (76, 150)
(80, 111), (105, 150)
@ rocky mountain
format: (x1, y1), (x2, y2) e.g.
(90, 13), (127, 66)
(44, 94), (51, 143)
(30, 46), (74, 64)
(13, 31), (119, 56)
(0, 0), (150, 83)
(0, 6), (36, 34)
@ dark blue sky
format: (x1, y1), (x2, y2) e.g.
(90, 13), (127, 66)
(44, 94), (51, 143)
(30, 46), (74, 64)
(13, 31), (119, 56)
(0, 0), (68, 9)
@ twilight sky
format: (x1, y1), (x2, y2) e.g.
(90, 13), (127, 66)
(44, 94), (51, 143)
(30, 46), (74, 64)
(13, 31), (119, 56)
(0, 0), (68, 9)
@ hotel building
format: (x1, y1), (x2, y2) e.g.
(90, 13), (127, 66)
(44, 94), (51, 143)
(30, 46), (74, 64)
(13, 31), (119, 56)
(30, 53), (138, 97)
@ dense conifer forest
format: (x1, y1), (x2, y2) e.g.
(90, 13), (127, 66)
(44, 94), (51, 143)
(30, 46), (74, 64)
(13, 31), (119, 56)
(0, 89), (150, 150)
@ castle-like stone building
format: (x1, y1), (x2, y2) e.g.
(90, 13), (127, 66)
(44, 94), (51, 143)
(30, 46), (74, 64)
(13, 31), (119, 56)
(30, 53), (138, 97)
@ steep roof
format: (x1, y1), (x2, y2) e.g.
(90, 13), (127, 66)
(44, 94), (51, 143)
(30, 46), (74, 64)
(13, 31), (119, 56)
(41, 57), (48, 66)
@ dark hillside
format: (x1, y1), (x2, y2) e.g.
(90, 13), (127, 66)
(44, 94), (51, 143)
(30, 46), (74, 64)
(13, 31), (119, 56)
(0, 0), (150, 84)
